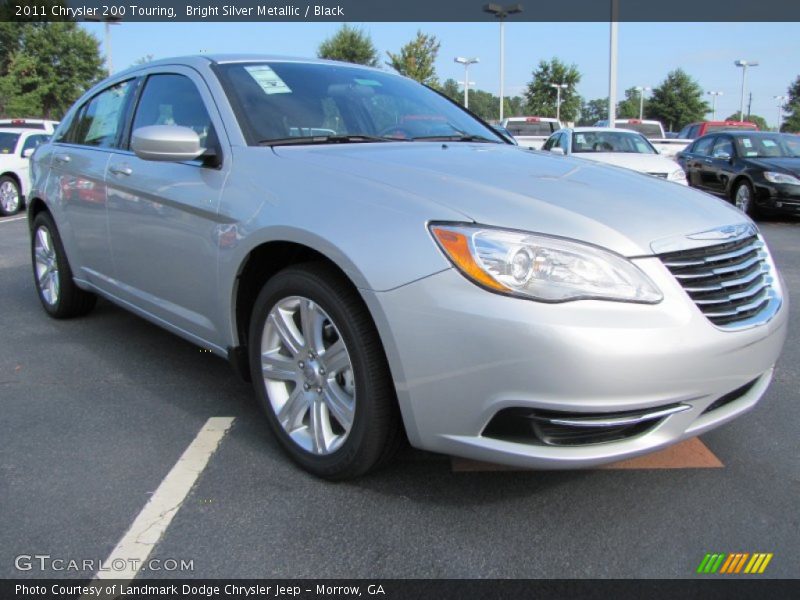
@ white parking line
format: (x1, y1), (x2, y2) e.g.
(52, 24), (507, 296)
(85, 417), (234, 591)
(0, 215), (26, 224)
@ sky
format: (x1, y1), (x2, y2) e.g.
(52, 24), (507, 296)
(80, 21), (799, 129)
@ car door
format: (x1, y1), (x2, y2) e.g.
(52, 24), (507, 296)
(684, 136), (715, 189)
(105, 67), (230, 346)
(45, 79), (135, 288)
(707, 135), (736, 195)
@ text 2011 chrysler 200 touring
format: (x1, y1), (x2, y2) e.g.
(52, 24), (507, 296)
(28, 56), (787, 478)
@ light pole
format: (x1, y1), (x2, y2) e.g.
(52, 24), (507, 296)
(454, 57), (479, 109)
(634, 86), (651, 120)
(707, 91), (723, 120)
(86, 17), (121, 74)
(550, 83), (568, 122)
(608, 0), (619, 127)
(735, 60), (759, 121)
(483, 3), (523, 122)
(773, 95), (787, 131)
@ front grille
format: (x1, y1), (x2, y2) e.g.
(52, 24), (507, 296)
(659, 235), (776, 328)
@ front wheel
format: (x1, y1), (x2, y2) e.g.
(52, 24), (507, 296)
(0, 176), (21, 216)
(248, 263), (401, 479)
(733, 180), (758, 218)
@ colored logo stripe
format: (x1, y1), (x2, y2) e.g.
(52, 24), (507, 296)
(697, 552), (773, 574)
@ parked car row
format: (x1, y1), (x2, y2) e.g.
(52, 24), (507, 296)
(23, 55), (787, 479)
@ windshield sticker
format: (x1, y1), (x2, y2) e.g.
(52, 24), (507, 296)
(742, 138), (753, 148)
(354, 78), (382, 87)
(745, 151), (758, 157)
(762, 139), (777, 147)
(245, 66), (292, 95)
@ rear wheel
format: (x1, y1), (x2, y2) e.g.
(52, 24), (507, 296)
(248, 263), (401, 479)
(31, 211), (97, 318)
(0, 176), (21, 216)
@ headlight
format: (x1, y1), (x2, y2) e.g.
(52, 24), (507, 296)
(429, 224), (662, 303)
(764, 171), (800, 185)
(669, 168), (686, 181)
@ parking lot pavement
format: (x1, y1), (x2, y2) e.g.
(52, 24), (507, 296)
(1, 213), (798, 579)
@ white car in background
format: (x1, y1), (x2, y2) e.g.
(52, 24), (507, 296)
(543, 127), (688, 184)
(0, 118), (59, 133)
(594, 118), (690, 157)
(500, 116), (561, 149)
(0, 128), (51, 215)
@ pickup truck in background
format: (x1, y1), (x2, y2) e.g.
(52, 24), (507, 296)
(594, 119), (689, 158)
(500, 116), (562, 150)
(677, 120), (759, 139)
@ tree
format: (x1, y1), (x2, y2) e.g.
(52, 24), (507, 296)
(440, 78), (461, 104)
(386, 31), (441, 87)
(647, 69), (709, 132)
(317, 25), (379, 67)
(780, 75), (800, 133)
(523, 58), (582, 123)
(579, 97), (608, 125)
(724, 113), (769, 131)
(617, 87), (648, 119)
(0, 22), (104, 119)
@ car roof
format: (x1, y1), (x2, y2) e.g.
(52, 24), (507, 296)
(697, 130), (783, 138)
(570, 127), (645, 134)
(0, 128), (37, 135)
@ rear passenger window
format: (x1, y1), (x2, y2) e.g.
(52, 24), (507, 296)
(71, 80), (132, 148)
(131, 74), (213, 148)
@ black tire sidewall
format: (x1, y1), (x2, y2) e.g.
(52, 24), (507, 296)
(735, 181), (757, 217)
(248, 265), (389, 478)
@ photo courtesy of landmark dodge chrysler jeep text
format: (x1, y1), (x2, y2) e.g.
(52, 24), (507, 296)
(27, 55), (788, 479)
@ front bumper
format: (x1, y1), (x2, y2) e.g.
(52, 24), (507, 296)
(363, 257), (788, 469)
(755, 182), (800, 213)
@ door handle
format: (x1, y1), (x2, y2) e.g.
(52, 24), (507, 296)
(54, 154), (71, 163)
(109, 165), (132, 176)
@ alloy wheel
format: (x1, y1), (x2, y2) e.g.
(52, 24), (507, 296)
(34, 226), (60, 305)
(735, 184), (752, 214)
(0, 179), (20, 214)
(260, 296), (356, 455)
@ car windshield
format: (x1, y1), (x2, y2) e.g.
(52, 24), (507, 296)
(217, 62), (504, 145)
(735, 134), (800, 158)
(572, 131), (657, 154)
(0, 132), (20, 154)
(616, 122), (663, 138)
(505, 121), (557, 136)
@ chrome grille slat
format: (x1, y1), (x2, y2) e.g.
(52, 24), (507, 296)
(658, 234), (777, 328)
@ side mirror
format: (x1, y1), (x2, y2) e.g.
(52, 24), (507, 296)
(22, 148), (35, 158)
(550, 147), (565, 155)
(131, 125), (205, 162)
(715, 152), (731, 161)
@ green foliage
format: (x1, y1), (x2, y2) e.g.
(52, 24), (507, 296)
(0, 22), (104, 119)
(440, 78), (461, 103)
(579, 97), (608, 125)
(647, 69), (710, 132)
(317, 25), (379, 67)
(523, 58), (582, 123)
(781, 75), (800, 133)
(724, 113), (769, 131)
(617, 87), (648, 119)
(386, 31), (441, 87)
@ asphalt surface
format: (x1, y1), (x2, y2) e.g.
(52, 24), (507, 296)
(1, 211), (798, 579)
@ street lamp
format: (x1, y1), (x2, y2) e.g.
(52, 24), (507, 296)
(634, 86), (651, 120)
(773, 95), (787, 131)
(608, 0), (619, 128)
(707, 91), (723, 120)
(454, 57), (479, 109)
(85, 16), (122, 74)
(549, 83), (568, 122)
(483, 3), (523, 122)
(734, 60), (759, 121)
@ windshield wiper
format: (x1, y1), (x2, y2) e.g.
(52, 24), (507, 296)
(259, 135), (406, 146)
(411, 134), (502, 143)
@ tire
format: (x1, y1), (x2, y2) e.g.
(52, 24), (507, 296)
(248, 262), (401, 480)
(733, 180), (758, 219)
(0, 175), (21, 216)
(31, 211), (97, 318)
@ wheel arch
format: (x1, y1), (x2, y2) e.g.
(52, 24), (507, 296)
(728, 174), (753, 201)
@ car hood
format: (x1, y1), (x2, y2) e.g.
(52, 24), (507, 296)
(573, 152), (679, 175)
(747, 157), (800, 176)
(273, 142), (747, 257)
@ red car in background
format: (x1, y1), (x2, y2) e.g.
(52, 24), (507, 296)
(678, 120), (759, 139)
